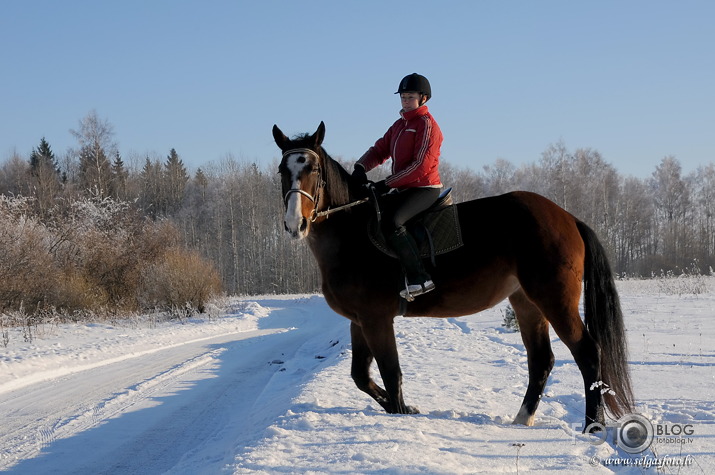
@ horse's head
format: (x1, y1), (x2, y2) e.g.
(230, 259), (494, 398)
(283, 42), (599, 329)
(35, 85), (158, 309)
(273, 122), (326, 240)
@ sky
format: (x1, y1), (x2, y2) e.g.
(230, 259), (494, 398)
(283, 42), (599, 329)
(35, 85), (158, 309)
(2, 0), (714, 178)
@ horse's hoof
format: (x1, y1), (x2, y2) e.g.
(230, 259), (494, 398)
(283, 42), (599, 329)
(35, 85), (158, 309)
(512, 407), (535, 426)
(583, 421), (606, 434)
(389, 405), (420, 414)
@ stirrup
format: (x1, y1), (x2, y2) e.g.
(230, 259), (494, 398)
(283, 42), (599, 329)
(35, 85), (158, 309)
(400, 279), (435, 301)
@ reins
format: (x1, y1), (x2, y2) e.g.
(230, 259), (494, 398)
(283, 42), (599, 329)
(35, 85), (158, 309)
(282, 148), (369, 222)
(313, 197), (369, 220)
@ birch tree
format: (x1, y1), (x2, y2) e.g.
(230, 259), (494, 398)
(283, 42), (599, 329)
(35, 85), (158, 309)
(71, 110), (117, 198)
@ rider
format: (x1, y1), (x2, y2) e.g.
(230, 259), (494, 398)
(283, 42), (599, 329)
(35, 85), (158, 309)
(352, 73), (444, 299)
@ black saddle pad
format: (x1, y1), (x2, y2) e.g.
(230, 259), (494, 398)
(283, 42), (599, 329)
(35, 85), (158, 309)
(368, 189), (463, 259)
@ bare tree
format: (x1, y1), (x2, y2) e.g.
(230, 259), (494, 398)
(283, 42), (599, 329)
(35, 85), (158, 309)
(537, 140), (572, 208)
(614, 177), (655, 274)
(0, 150), (30, 196)
(650, 156), (691, 267)
(691, 164), (715, 268)
(571, 148), (620, 246)
(482, 158), (516, 196)
(70, 110), (117, 198)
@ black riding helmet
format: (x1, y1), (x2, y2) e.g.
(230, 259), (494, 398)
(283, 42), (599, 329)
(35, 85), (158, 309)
(395, 73), (432, 101)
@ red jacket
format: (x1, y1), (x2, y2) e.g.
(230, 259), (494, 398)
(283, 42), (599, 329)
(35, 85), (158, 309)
(357, 105), (443, 190)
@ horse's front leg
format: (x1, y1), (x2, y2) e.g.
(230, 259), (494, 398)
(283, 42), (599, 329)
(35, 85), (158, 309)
(350, 322), (390, 410)
(351, 319), (418, 414)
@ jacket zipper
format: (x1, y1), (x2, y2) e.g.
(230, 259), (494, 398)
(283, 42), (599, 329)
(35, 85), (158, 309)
(392, 121), (407, 177)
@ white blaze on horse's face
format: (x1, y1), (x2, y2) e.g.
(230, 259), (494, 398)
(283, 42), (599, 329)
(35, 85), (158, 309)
(283, 151), (316, 240)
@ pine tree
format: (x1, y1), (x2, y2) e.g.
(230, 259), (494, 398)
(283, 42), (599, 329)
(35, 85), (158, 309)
(28, 137), (62, 216)
(140, 157), (164, 218)
(164, 148), (189, 214)
(111, 151), (128, 200)
(195, 168), (208, 200)
(29, 137), (60, 177)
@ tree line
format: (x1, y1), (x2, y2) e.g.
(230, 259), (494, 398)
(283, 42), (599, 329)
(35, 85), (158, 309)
(2, 112), (713, 311)
(445, 142), (715, 277)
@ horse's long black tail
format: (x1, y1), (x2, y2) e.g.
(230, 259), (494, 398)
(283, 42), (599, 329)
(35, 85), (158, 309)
(577, 220), (635, 419)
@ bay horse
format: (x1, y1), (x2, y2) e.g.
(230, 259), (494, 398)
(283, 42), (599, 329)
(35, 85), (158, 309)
(273, 121), (634, 431)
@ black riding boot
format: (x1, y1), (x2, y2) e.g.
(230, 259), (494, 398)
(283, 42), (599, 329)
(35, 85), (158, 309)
(386, 227), (435, 299)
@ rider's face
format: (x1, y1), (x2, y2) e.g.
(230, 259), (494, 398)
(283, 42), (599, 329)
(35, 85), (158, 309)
(400, 92), (421, 112)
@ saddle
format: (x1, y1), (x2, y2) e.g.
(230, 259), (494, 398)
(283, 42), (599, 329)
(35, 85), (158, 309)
(368, 188), (464, 264)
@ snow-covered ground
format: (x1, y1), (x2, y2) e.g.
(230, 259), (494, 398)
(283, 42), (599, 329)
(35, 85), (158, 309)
(1, 280), (713, 474)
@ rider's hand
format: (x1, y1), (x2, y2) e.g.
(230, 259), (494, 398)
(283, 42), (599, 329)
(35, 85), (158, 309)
(373, 180), (391, 195)
(352, 164), (368, 185)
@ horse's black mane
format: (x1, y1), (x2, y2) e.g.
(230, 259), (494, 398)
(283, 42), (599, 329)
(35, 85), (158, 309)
(320, 147), (352, 206)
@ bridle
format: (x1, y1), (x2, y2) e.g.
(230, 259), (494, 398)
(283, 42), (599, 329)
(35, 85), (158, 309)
(282, 148), (325, 222)
(281, 148), (369, 222)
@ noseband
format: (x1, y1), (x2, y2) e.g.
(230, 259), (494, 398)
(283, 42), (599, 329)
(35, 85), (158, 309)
(282, 148), (324, 222)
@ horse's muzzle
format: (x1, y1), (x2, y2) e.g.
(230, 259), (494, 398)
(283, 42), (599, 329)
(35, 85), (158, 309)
(284, 216), (308, 240)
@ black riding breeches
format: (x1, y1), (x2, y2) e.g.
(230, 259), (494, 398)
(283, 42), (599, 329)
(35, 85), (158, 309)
(380, 187), (442, 235)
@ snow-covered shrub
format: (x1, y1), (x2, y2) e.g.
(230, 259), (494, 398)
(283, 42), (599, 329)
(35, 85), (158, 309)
(47, 197), (148, 311)
(502, 305), (520, 332)
(654, 259), (709, 296)
(138, 246), (222, 315)
(0, 194), (222, 320)
(0, 196), (58, 310)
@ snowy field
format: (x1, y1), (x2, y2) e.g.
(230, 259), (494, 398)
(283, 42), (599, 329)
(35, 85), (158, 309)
(1, 278), (713, 474)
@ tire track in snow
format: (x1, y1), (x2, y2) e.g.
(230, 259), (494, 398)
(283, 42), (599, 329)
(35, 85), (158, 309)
(0, 330), (274, 396)
(36, 348), (226, 453)
(0, 328), (284, 472)
(0, 297), (348, 474)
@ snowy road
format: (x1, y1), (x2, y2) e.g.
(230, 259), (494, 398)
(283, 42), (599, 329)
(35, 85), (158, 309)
(1, 297), (348, 474)
(2, 329), (276, 473)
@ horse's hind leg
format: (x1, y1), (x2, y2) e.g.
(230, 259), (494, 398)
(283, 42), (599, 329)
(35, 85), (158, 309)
(540, 299), (605, 430)
(509, 289), (555, 426)
(551, 320), (604, 430)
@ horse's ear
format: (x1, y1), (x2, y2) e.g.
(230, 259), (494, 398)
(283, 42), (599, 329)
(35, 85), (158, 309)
(312, 121), (326, 148)
(272, 124), (289, 151)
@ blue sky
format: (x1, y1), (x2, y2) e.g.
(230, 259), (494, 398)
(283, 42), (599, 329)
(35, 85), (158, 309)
(2, 1), (713, 178)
